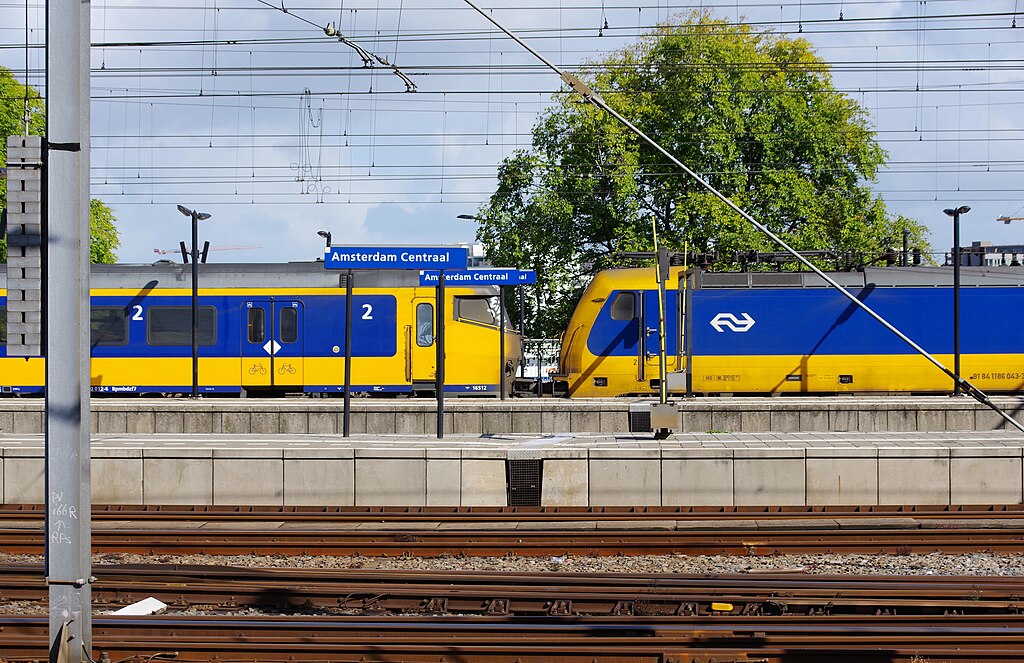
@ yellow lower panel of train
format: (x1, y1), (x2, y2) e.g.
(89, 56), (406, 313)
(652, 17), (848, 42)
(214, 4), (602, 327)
(567, 353), (1024, 397)
(691, 354), (1024, 394)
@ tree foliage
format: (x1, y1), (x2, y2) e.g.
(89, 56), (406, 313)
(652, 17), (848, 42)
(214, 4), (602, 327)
(88, 199), (121, 264)
(476, 13), (931, 337)
(0, 66), (120, 264)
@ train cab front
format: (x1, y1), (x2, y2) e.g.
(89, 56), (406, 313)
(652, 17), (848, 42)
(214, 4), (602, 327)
(553, 266), (689, 398)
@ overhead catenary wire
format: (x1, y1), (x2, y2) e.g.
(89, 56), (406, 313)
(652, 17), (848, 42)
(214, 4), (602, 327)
(461, 0), (1024, 434)
(2, 0), (1020, 265)
(252, 0), (416, 91)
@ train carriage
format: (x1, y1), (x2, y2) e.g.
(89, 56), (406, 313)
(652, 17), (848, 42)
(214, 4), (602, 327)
(0, 262), (521, 396)
(554, 265), (1024, 397)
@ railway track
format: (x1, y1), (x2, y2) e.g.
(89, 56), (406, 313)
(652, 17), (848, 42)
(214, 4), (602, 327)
(2, 524), (1024, 556)
(4, 503), (1024, 521)
(3, 614), (1024, 662)
(5, 565), (1024, 617)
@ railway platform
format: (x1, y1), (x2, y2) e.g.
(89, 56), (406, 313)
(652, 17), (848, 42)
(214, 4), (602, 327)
(0, 395), (1021, 435)
(1, 429), (1023, 507)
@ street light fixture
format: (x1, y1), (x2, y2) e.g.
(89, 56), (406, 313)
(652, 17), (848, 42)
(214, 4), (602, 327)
(177, 204), (212, 399)
(456, 214), (479, 221)
(943, 205), (970, 396)
(317, 229), (332, 247)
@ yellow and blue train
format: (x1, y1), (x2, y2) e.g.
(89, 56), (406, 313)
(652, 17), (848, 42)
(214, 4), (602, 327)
(554, 265), (1024, 397)
(0, 262), (520, 396)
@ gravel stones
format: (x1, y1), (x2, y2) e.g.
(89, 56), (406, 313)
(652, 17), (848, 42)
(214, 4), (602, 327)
(4, 551), (1024, 576)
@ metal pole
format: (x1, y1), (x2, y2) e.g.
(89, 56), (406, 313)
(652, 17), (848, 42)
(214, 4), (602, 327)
(499, 285), (506, 400)
(77, 0), (92, 642)
(436, 270), (445, 438)
(45, 0), (92, 657)
(657, 252), (669, 405)
(684, 271), (694, 398)
(953, 211), (961, 396)
(191, 211), (199, 399)
(343, 269), (353, 437)
(463, 0), (1024, 435)
(902, 229), (910, 267)
(518, 285), (526, 378)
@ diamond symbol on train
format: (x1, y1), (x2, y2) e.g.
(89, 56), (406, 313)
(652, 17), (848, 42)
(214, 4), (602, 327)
(263, 340), (281, 355)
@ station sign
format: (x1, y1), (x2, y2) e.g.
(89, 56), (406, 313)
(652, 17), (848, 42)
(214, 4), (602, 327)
(324, 245), (468, 270)
(419, 269), (537, 286)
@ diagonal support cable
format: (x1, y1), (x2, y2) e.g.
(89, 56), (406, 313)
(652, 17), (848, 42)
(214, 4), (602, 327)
(463, 0), (1024, 435)
(254, 0), (416, 92)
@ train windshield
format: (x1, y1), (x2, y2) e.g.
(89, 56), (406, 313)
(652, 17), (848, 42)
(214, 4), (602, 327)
(454, 295), (510, 328)
(609, 292), (636, 320)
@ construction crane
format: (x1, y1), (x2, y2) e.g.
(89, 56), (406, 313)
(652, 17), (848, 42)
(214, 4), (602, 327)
(154, 244), (261, 264)
(154, 244), (261, 255)
(998, 216), (1024, 224)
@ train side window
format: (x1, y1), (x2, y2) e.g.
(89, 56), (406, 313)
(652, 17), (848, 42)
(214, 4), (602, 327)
(0, 306), (6, 344)
(455, 296), (497, 326)
(279, 306), (298, 344)
(609, 292), (636, 321)
(90, 306), (129, 346)
(416, 303), (434, 346)
(147, 306), (217, 346)
(247, 307), (265, 344)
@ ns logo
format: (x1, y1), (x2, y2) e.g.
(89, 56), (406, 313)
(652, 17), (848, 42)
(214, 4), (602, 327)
(710, 313), (756, 333)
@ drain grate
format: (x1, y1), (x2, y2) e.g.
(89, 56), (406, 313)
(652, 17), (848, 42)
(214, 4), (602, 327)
(506, 459), (543, 506)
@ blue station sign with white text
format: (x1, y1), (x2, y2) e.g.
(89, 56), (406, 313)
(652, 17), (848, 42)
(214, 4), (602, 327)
(419, 269), (537, 286)
(324, 246), (468, 270)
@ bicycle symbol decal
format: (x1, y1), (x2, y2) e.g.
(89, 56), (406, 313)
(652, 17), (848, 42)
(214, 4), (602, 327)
(248, 364), (267, 375)
(278, 363), (296, 375)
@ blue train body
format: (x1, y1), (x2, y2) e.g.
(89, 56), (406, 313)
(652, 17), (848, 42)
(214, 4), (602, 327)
(556, 266), (1024, 397)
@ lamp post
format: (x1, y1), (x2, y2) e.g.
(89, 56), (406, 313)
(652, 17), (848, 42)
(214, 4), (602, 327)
(943, 205), (970, 396)
(317, 229), (332, 248)
(177, 204), (212, 399)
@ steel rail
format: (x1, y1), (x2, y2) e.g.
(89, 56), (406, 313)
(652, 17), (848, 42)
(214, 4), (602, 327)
(4, 566), (1024, 617)
(2, 565), (1024, 618)
(2, 527), (1024, 556)
(4, 616), (1024, 662)
(461, 0), (1024, 435)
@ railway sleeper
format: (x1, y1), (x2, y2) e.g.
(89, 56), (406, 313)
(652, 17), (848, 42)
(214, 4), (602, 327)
(547, 599), (572, 615)
(484, 598), (509, 615)
(420, 597), (448, 613)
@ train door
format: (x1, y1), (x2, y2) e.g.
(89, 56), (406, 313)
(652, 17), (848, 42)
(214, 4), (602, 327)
(408, 297), (437, 391)
(241, 299), (304, 390)
(641, 290), (677, 385)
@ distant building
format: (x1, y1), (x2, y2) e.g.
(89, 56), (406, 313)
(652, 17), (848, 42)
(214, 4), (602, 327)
(455, 241), (490, 268)
(948, 241), (1024, 267)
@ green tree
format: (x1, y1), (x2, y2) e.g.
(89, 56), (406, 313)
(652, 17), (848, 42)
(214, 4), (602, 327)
(477, 13), (930, 336)
(88, 199), (120, 263)
(1, 66), (120, 263)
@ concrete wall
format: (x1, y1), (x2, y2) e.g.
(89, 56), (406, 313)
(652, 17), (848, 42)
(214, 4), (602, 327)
(3, 445), (1021, 507)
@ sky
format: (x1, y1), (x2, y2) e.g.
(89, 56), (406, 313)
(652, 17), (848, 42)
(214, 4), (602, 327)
(1, 0), (1023, 264)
